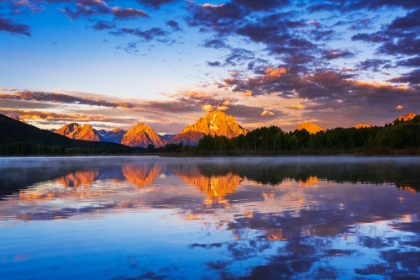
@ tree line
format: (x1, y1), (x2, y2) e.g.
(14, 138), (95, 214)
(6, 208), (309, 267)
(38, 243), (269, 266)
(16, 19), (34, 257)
(0, 142), (149, 156)
(161, 116), (420, 154)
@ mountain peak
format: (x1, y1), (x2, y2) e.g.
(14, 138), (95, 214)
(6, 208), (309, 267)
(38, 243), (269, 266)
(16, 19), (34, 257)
(182, 110), (247, 138)
(296, 122), (325, 134)
(55, 123), (100, 141)
(121, 123), (163, 148)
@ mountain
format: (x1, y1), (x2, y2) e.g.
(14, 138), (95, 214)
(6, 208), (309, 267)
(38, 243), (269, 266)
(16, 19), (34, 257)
(165, 131), (205, 146)
(182, 111), (248, 138)
(296, 122), (326, 134)
(55, 123), (100, 141)
(354, 124), (371, 129)
(97, 128), (126, 143)
(393, 112), (417, 124)
(121, 123), (164, 148)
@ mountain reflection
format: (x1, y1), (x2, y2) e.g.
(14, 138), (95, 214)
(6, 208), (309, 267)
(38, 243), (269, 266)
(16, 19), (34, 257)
(171, 164), (242, 198)
(121, 164), (163, 188)
(56, 170), (99, 188)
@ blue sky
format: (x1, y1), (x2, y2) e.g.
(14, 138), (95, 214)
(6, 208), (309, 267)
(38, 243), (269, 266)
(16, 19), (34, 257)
(0, 0), (419, 133)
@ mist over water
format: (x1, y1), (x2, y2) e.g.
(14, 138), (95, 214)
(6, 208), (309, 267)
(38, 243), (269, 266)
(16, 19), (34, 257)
(0, 156), (420, 279)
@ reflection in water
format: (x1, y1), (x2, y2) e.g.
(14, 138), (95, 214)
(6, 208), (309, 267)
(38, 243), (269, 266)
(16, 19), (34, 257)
(172, 165), (242, 198)
(56, 170), (99, 188)
(121, 164), (163, 188)
(0, 156), (420, 279)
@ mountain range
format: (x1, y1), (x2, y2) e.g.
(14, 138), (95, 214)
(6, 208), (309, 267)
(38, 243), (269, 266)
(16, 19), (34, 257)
(54, 111), (249, 147)
(7, 110), (417, 148)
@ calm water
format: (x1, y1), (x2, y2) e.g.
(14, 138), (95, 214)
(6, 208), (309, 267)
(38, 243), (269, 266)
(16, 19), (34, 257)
(1, 156), (420, 279)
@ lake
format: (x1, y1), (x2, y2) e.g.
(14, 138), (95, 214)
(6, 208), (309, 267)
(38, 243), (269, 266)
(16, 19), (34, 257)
(0, 156), (420, 279)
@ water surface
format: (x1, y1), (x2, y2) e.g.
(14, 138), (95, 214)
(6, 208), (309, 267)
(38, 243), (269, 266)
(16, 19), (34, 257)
(1, 156), (420, 279)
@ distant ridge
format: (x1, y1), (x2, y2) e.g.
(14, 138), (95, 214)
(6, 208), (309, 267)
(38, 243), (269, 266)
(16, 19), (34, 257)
(165, 131), (205, 146)
(354, 124), (371, 129)
(97, 128), (126, 143)
(393, 112), (417, 124)
(296, 122), (325, 134)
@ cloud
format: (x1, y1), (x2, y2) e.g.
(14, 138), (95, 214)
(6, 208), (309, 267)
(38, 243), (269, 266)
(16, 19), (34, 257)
(92, 20), (115, 31)
(62, 1), (149, 20)
(166, 20), (181, 31)
(225, 104), (285, 125)
(396, 105), (404, 110)
(110, 27), (168, 41)
(224, 48), (254, 66)
(397, 56), (420, 67)
(136, 0), (178, 10)
(221, 66), (420, 125)
(348, 17), (372, 30)
(387, 69), (420, 85)
(357, 59), (391, 71)
(187, 3), (246, 31)
(261, 110), (274, 116)
(202, 104), (215, 111)
(289, 104), (305, 110)
(0, 15), (31, 36)
(232, 0), (289, 11)
(307, 0), (420, 12)
(243, 91), (253, 96)
(387, 8), (420, 30)
(207, 61), (222, 67)
(0, 90), (134, 108)
(112, 7), (149, 20)
(322, 49), (354, 60)
(264, 67), (287, 78)
(0, 108), (138, 124)
(351, 32), (388, 43)
(203, 38), (229, 49)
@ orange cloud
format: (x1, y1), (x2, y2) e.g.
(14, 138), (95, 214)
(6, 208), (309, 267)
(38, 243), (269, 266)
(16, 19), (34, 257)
(396, 105), (404, 110)
(261, 110), (274, 116)
(243, 91), (253, 96)
(264, 67), (287, 78)
(0, 109), (137, 124)
(202, 104), (215, 111)
(289, 104), (305, 110)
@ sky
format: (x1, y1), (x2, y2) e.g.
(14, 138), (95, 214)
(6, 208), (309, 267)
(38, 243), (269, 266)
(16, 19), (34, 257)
(0, 0), (419, 134)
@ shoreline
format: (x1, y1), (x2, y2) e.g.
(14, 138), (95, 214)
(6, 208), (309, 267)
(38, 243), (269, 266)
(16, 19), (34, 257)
(2, 149), (420, 157)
